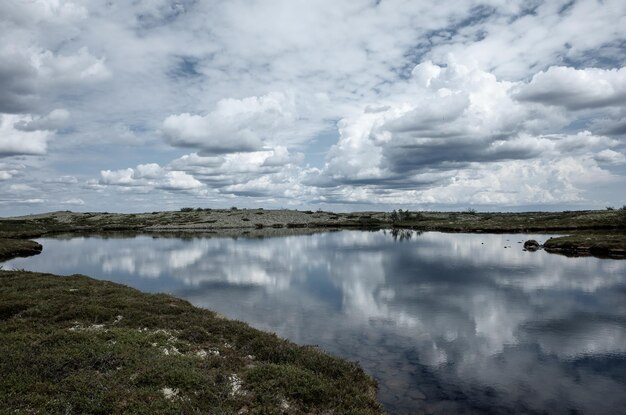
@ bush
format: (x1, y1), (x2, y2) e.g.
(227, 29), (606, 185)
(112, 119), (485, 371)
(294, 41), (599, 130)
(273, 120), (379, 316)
(180, 207), (194, 212)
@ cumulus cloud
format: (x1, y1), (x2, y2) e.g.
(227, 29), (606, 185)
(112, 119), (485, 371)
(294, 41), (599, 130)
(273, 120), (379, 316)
(514, 67), (626, 110)
(594, 149), (626, 165)
(312, 59), (623, 206)
(100, 164), (203, 192)
(157, 171), (203, 190)
(100, 168), (135, 186)
(322, 59), (553, 182)
(162, 92), (296, 154)
(0, 114), (51, 156)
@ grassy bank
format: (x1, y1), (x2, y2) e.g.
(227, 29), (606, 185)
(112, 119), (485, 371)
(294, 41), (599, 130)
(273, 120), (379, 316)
(543, 233), (626, 258)
(0, 270), (382, 415)
(0, 238), (42, 261)
(1, 208), (625, 259)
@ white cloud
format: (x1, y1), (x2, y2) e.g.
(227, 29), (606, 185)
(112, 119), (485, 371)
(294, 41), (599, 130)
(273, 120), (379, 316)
(0, 114), (51, 156)
(133, 163), (164, 179)
(594, 149), (626, 165)
(313, 59), (622, 206)
(100, 168), (135, 186)
(322, 59), (557, 183)
(0, 162), (24, 181)
(162, 92), (296, 154)
(100, 164), (204, 192)
(158, 171), (203, 190)
(427, 0), (626, 79)
(0, 0), (87, 25)
(1, 0), (626, 213)
(35, 47), (112, 85)
(514, 67), (626, 110)
(61, 198), (85, 205)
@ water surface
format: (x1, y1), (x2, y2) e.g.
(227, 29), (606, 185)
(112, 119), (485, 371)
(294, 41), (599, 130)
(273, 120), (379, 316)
(4, 231), (626, 414)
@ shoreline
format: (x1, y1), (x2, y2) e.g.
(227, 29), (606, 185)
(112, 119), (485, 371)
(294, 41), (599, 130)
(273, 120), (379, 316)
(0, 269), (383, 414)
(1, 208), (625, 259)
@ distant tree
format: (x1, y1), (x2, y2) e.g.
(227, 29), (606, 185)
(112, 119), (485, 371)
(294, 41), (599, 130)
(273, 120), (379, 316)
(390, 210), (399, 223)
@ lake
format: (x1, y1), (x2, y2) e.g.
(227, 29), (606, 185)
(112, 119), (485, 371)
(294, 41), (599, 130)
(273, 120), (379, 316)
(3, 230), (626, 414)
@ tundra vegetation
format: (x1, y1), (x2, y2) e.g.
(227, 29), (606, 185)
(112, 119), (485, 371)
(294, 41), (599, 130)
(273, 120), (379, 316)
(0, 270), (382, 414)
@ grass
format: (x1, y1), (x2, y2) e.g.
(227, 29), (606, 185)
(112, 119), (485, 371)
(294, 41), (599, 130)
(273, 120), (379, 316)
(0, 270), (382, 415)
(0, 238), (42, 261)
(392, 209), (626, 232)
(543, 233), (626, 258)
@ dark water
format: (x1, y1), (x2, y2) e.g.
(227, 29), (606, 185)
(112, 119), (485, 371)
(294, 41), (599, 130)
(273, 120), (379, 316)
(4, 231), (626, 414)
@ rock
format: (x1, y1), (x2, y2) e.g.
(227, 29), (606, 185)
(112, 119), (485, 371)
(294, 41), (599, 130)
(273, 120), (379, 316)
(524, 239), (540, 251)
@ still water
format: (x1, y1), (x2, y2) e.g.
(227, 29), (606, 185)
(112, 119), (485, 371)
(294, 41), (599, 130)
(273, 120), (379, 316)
(4, 230), (626, 414)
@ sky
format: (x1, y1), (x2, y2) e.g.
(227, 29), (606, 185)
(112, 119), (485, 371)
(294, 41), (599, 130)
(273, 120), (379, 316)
(1, 0), (625, 215)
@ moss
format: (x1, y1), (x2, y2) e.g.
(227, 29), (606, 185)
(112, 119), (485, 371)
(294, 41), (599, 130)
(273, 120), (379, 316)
(0, 270), (382, 415)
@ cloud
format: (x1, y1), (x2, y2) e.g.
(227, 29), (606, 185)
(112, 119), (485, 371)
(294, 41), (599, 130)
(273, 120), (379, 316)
(100, 164), (203, 192)
(14, 109), (70, 132)
(0, 1), (108, 118)
(514, 66), (626, 110)
(0, 0), (87, 25)
(162, 92), (296, 154)
(0, 51), (38, 114)
(36, 47), (112, 86)
(311, 59), (622, 206)
(61, 198), (85, 205)
(0, 114), (51, 156)
(427, 0), (626, 79)
(0, 162), (24, 181)
(594, 149), (626, 165)
(157, 171), (203, 190)
(43, 175), (79, 184)
(133, 163), (165, 180)
(100, 168), (135, 186)
(1, 0), (626, 213)
(321, 59), (558, 183)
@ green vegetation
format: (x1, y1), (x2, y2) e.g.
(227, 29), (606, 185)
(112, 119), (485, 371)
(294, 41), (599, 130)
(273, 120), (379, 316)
(390, 209), (626, 232)
(0, 238), (42, 261)
(0, 270), (382, 415)
(544, 233), (626, 258)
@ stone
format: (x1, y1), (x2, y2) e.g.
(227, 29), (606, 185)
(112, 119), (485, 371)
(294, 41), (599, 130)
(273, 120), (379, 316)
(523, 239), (540, 251)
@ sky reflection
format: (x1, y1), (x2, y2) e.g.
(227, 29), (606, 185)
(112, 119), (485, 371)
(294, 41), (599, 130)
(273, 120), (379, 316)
(4, 231), (626, 414)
